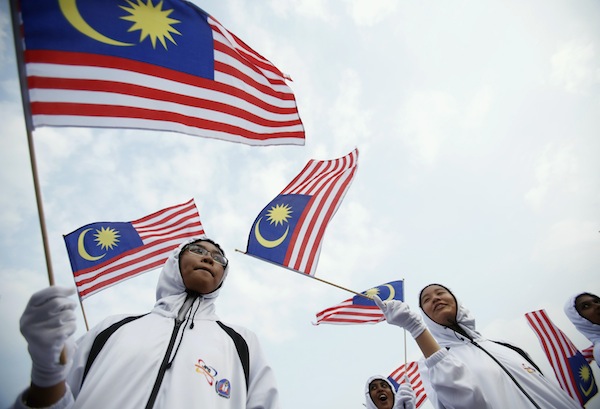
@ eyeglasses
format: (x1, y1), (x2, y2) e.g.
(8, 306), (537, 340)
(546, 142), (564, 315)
(185, 244), (228, 267)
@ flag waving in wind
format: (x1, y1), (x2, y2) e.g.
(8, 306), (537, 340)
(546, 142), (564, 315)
(525, 309), (598, 406)
(314, 280), (404, 325)
(387, 361), (428, 408)
(245, 149), (359, 276)
(13, 0), (304, 146)
(64, 199), (204, 299)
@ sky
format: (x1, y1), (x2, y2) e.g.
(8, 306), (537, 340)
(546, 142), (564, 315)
(1, 0), (599, 408)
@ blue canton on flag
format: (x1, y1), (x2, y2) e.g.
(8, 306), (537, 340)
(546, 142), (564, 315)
(246, 194), (311, 266)
(63, 199), (204, 299)
(568, 351), (598, 405)
(245, 149), (359, 276)
(64, 222), (143, 272)
(14, 0), (304, 145)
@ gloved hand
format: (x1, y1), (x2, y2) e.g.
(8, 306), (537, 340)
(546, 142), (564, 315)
(396, 377), (416, 409)
(20, 286), (78, 387)
(374, 295), (426, 339)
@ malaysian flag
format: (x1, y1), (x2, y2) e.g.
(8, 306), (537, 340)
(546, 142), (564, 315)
(582, 345), (595, 364)
(245, 149), (358, 275)
(12, 0), (304, 146)
(63, 199), (204, 299)
(387, 361), (428, 409)
(314, 280), (403, 325)
(525, 309), (598, 406)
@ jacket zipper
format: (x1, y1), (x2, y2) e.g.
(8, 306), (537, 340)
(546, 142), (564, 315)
(145, 318), (184, 409)
(470, 340), (542, 409)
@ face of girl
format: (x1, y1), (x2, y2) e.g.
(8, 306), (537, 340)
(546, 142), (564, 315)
(368, 379), (394, 409)
(179, 241), (226, 294)
(575, 293), (600, 325)
(420, 285), (457, 326)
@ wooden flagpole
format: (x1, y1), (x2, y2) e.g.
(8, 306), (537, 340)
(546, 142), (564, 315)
(9, 0), (56, 287)
(10, 0), (90, 352)
(235, 249), (372, 300)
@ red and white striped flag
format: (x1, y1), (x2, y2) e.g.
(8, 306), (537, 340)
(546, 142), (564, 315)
(525, 309), (598, 406)
(388, 361), (428, 408)
(14, 0), (304, 146)
(64, 199), (205, 299)
(246, 149), (358, 275)
(314, 280), (404, 325)
(582, 345), (595, 364)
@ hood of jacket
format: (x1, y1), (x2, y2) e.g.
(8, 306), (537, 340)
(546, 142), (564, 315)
(364, 375), (396, 409)
(564, 292), (600, 346)
(151, 236), (230, 320)
(420, 290), (483, 347)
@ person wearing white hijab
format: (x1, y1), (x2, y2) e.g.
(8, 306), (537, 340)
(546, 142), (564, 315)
(374, 284), (581, 409)
(564, 292), (600, 368)
(364, 375), (416, 409)
(13, 236), (280, 409)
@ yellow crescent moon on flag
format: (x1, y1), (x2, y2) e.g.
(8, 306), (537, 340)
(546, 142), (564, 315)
(77, 228), (106, 261)
(254, 217), (289, 248)
(383, 284), (396, 301)
(59, 0), (134, 46)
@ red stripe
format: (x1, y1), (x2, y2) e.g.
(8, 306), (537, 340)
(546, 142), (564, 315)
(74, 234), (193, 281)
(525, 311), (578, 400)
(133, 199), (195, 225)
(30, 103), (303, 141)
(208, 19), (287, 81)
(78, 258), (165, 298)
(26, 50), (294, 102)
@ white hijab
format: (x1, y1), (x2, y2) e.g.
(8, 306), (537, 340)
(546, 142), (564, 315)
(364, 375), (397, 409)
(152, 236), (229, 320)
(564, 292), (600, 366)
(419, 286), (483, 346)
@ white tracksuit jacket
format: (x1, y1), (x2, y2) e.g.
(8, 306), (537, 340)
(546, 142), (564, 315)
(418, 298), (581, 409)
(15, 238), (280, 409)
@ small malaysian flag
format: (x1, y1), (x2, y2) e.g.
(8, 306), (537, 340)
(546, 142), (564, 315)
(582, 345), (594, 364)
(246, 149), (358, 276)
(525, 309), (598, 406)
(64, 199), (204, 299)
(13, 0), (304, 146)
(314, 280), (403, 325)
(387, 361), (428, 408)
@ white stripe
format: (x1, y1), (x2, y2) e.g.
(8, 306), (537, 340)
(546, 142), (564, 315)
(26, 62), (297, 110)
(31, 115), (304, 146)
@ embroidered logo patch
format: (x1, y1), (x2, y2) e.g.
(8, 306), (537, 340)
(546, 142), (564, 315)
(194, 358), (233, 398)
(216, 379), (231, 398)
(195, 359), (218, 385)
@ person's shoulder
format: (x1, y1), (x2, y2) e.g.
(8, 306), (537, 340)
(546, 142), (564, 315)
(218, 321), (261, 342)
(86, 313), (146, 336)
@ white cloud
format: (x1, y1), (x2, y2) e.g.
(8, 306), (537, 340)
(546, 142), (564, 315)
(328, 69), (373, 152)
(525, 142), (580, 211)
(531, 219), (600, 271)
(347, 0), (398, 27)
(463, 85), (493, 129)
(551, 41), (599, 94)
(399, 91), (458, 166)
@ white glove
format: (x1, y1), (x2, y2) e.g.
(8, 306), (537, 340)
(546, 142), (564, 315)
(20, 286), (78, 387)
(374, 295), (426, 339)
(396, 378), (416, 409)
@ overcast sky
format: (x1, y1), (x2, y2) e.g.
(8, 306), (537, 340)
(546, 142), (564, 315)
(1, 0), (599, 408)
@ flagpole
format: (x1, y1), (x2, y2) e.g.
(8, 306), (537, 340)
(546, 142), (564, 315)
(403, 278), (407, 369)
(236, 249), (371, 300)
(10, 0), (56, 286)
